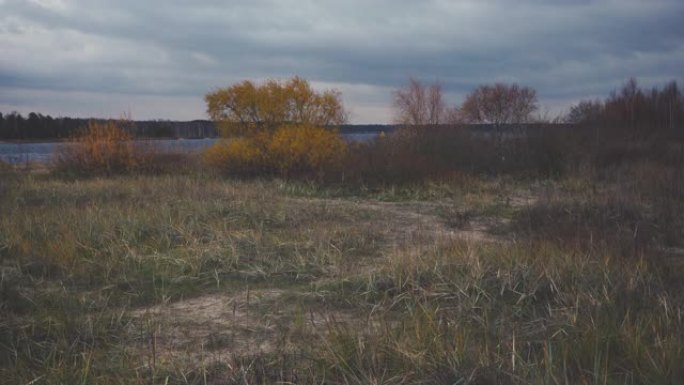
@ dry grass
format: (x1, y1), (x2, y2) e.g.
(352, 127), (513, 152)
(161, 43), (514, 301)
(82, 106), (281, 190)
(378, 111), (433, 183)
(2, 144), (683, 384)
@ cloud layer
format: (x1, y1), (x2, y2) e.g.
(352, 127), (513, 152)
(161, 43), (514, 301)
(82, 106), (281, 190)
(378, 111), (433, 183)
(2, 0), (683, 122)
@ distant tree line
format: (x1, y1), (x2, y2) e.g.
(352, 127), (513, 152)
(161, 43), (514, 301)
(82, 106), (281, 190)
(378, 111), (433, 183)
(0, 112), (218, 140)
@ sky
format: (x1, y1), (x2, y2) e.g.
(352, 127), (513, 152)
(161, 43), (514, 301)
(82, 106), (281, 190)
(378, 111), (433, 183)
(1, 0), (683, 124)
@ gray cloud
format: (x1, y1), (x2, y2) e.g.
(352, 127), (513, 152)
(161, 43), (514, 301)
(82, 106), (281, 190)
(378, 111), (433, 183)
(1, 0), (683, 122)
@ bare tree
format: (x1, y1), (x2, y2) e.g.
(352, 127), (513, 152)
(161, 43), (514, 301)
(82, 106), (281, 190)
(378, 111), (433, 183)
(565, 99), (604, 124)
(393, 78), (445, 126)
(459, 83), (538, 125)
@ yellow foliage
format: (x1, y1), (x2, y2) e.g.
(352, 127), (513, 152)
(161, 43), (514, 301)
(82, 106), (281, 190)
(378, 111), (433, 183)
(54, 120), (138, 175)
(203, 125), (347, 177)
(267, 125), (347, 175)
(205, 76), (346, 137)
(203, 136), (268, 175)
(204, 77), (348, 177)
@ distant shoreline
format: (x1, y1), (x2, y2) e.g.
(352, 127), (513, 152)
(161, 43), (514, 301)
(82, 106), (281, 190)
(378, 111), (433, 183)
(0, 137), (218, 145)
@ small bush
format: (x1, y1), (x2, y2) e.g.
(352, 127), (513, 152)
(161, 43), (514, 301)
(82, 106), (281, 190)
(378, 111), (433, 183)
(53, 120), (138, 176)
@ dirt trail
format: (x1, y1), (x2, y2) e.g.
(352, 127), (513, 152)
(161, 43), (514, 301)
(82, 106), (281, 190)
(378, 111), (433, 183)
(130, 288), (366, 365)
(309, 198), (507, 246)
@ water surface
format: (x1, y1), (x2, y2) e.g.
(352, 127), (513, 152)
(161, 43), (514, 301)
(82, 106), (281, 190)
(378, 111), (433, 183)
(0, 133), (379, 164)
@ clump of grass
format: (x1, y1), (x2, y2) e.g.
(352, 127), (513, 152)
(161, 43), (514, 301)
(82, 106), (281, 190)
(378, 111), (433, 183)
(513, 197), (656, 254)
(315, 240), (684, 384)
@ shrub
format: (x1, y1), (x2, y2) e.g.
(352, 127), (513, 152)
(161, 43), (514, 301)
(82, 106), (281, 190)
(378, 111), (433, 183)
(204, 126), (347, 178)
(53, 120), (138, 175)
(267, 125), (347, 177)
(340, 126), (503, 185)
(203, 135), (269, 176)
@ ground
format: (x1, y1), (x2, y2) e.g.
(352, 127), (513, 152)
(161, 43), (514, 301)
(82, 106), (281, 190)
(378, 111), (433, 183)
(1, 173), (683, 384)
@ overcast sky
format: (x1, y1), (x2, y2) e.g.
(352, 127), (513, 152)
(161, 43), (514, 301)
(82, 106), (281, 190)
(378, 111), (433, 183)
(1, 0), (683, 123)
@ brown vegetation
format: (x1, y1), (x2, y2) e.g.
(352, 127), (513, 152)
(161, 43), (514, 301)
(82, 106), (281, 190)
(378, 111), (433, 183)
(52, 120), (202, 177)
(458, 83), (538, 124)
(393, 78), (448, 125)
(53, 120), (139, 175)
(567, 78), (683, 138)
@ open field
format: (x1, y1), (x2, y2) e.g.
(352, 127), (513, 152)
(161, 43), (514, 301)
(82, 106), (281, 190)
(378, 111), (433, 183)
(1, 163), (683, 384)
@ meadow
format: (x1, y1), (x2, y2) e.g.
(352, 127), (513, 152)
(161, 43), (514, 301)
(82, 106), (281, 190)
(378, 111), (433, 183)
(1, 120), (683, 385)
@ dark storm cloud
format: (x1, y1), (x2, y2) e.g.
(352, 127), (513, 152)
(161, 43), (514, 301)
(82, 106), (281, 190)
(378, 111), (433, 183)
(1, 0), (683, 122)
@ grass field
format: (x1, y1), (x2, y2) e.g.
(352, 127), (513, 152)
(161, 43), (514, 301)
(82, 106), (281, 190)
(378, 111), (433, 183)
(1, 165), (683, 384)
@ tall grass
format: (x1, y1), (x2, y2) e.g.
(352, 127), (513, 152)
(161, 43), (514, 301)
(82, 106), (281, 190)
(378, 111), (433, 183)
(4, 119), (684, 383)
(0, 175), (388, 383)
(316, 239), (684, 384)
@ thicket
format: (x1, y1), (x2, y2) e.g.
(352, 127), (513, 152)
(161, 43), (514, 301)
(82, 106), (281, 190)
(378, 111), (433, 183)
(53, 120), (139, 175)
(356, 78), (681, 186)
(53, 120), (201, 176)
(566, 78), (683, 137)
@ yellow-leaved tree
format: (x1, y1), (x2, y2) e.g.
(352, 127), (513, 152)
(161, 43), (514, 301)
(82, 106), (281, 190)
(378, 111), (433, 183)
(205, 76), (346, 137)
(204, 77), (348, 177)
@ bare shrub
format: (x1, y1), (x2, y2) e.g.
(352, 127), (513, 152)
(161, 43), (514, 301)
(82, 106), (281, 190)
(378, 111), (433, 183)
(459, 83), (538, 124)
(340, 126), (498, 185)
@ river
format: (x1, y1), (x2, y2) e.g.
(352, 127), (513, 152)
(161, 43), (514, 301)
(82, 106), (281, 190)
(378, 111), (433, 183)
(0, 132), (379, 164)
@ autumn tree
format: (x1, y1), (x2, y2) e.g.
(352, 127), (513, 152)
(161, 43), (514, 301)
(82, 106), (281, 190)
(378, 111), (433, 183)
(205, 76), (346, 137)
(393, 78), (446, 126)
(459, 83), (538, 125)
